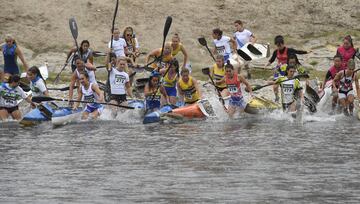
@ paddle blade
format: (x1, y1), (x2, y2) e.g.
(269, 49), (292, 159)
(201, 67), (210, 75)
(163, 16), (173, 39)
(198, 37), (207, 46)
(252, 84), (267, 92)
(247, 44), (262, 55)
(69, 17), (78, 40)
(32, 96), (55, 103)
(237, 49), (252, 61)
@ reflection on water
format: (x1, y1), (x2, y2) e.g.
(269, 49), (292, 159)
(0, 115), (360, 203)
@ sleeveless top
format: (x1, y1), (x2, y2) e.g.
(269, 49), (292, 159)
(171, 43), (183, 56)
(178, 76), (200, 103)
(109, 68), (129, 95)
(225, 74), (242, 97)
(76, 68), (96, 84)
(337, 46), (356, 69)
(276, 47), (288, 65)
(81, 83), (99, 107)
(2, 44), (19, 74)
(339, 70), (354, 93)
(163, 70), (177, 88)
(211, 64), (226, 88)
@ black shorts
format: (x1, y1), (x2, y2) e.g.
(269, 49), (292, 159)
(110, 94), (127, 104)
(0, 106), (19, 114)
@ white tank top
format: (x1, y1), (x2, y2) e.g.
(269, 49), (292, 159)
(76, 68), (97, 84)
(109, 68), (129, 95)
(81, 83), (99, 106)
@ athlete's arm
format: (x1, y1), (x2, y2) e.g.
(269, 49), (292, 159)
(180, 45), (189, 68)
(16, 47), (29, 71)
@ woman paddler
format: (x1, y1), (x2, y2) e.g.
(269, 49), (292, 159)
(336, 35), (356, 69)
(225, 61), (253, 118)
(73, 72), (104, 120)
(27, 66), (49, 97)
(159, 58), (179, 105)
(0, 75), (35, 121)
(144, 71), (169, 113)
(332, 59), (360, 116)
(210, 54), (229, 97)
(146, 42), (173, 70)
(177, 68), (202, 105)
(212, 28), (236, 62)
(170, 33), (190, 70)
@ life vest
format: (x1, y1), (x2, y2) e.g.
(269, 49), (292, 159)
(178, 76), (200, 103)
(276, 47), (288, 65)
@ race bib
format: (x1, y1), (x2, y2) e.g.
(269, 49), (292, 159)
(115, 75), (126, 85)
(84, 95), (95, 103)
(216, 46), (225, 55)
(227, 84), (238, 94)
(282, 84), (294, 103)
(184, 91), (193, 100)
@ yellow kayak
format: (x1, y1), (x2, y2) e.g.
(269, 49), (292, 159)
(245, 96), (281, 114)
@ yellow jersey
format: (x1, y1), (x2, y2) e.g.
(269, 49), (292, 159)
(211, 64), (226, 88)
(163, 71), (177, 88)
(171, 43), (183, 56)
(150, 48), (173, 70)
(178, 76), (200, 103)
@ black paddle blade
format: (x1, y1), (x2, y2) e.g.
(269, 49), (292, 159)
(198, 37), (207, 46)
(32, 96), (54, 103)
(201, 67), (210, 75)
(237, 49), (252, 61)
(163, 16), (173, 38)
(69, 18), (78, 39)
(93, 51), (107, 57)
(247, 44), (262, 55)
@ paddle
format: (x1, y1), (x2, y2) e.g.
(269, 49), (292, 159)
(251, 73), (310, 92)
(201, 67), (226, 109)
(48, 86), (78, 91)
(198, 37), (216, 62)
(92, 51), (107, 57)
(69, 18), (80, 56)
(148, 17), (173, 102)
(105, 0), (120, 102)
(157, 16), (173, 71)
(53, 54), (74, 84)
(32, 96), (135, 109)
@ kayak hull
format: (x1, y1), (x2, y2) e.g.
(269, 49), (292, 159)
(143, 105), (173, 124)
(245, 96), (281, 114)
(51, 107), (82, 127)
(172, 103), (205, 118)
(20, 102), (58, 126)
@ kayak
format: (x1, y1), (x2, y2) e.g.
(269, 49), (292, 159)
(19, 102), (58, 126)
(171, 99), (215, 118)
(244, 96), (281, 114)
(51, 107), (82, 127)
(143, 105), (174, 124)
(237, 43), (270, 61)
(128, 99), (145, 109)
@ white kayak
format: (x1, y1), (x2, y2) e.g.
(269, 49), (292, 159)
(237, 42), (270, 61)
(51, 107), (82, 127)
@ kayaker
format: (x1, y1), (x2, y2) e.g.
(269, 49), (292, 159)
(225, 61), (253, 118)
(210, 54), (229, 97)
(177, 68), (202, 105)
(170, 33), (190, 70)
(27, 66), (49, 97)
(321, 55), (344, 112)
(68, 56), (97, 105)
(144, 71), (169, 113)
(109, 28), (128, 58)
(160, 58), (179, 105)
(107, 56), (133, 117)
(336, 35), (356, 69)
(287, 54), (307, 75)
(0, 34), (29, 79)
(73, 72), (104, 120)
(65, 40), (94, 72)
(123, 26), (140, 62)
(265, 35), (309, 102)
(332, 59), (360, 116)
(233, 20), (256, 49)
(212, 28), (236, 62)
(265, 35), (310, 67)
(146, 42), (173, 71)
(0, 75), (35, 121)
(267, 65), (304, 112)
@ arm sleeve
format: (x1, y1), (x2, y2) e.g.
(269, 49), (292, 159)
(288, 48), (307, 55)
(269, 50), (277, 63)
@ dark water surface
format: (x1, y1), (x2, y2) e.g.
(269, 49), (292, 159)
(0, 115), (360, 203)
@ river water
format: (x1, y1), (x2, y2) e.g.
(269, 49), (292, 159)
(0, 106), (360, 203)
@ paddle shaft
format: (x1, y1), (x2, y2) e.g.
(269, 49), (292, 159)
(206, 73), (226, 108)
(253, 74), (309, 91)
(158, 16), (172, 71)
(34, 97), (134, 109)
(199, 38), (216, 62)
(53, 53), (74, 83)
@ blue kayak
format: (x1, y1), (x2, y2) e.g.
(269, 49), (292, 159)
(143, 101), (185, 124)
(20, 102), (59, 126)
